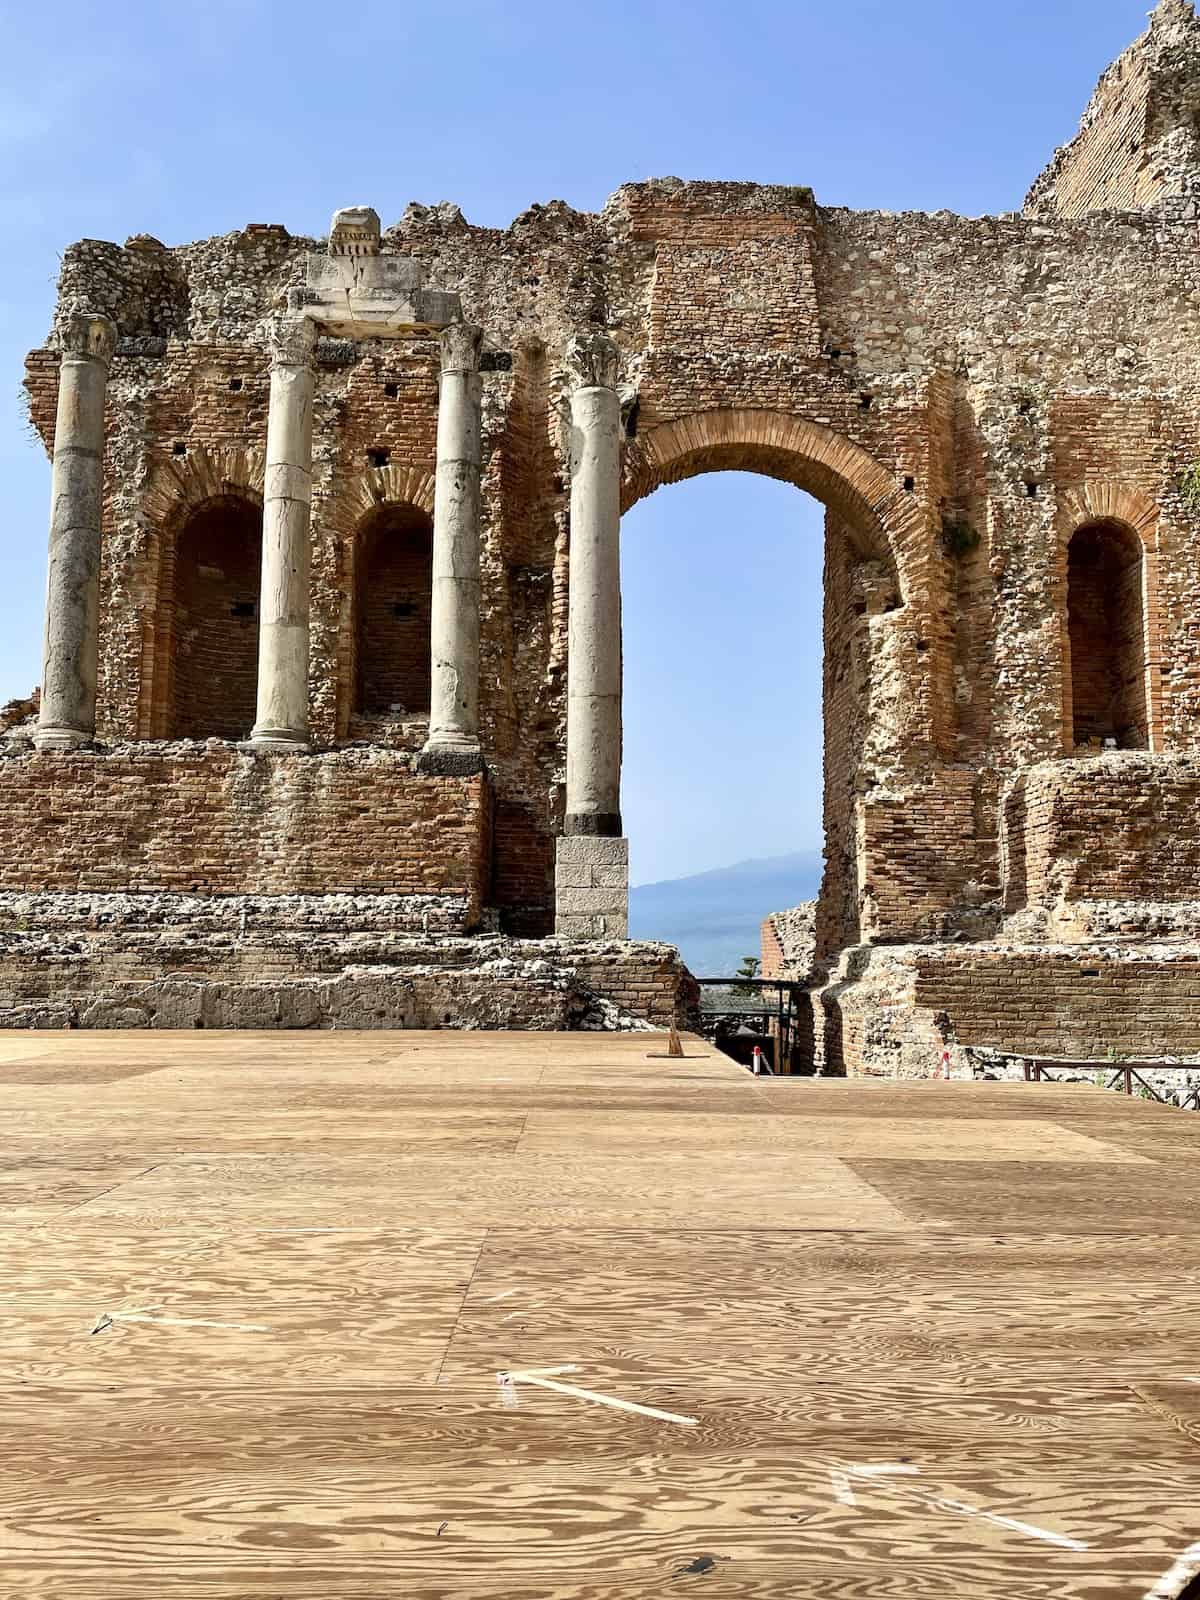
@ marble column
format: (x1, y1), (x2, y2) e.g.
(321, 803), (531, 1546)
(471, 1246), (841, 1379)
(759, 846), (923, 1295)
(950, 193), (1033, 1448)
(420, 322), (485, 775)
(250, 315), (316, 751)
(555, 332), (629, 940)
(35, 313), (117, 752)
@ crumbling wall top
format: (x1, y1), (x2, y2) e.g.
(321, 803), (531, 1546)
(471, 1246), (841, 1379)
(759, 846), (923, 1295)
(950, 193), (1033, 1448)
(1025, 0), (1200, 219)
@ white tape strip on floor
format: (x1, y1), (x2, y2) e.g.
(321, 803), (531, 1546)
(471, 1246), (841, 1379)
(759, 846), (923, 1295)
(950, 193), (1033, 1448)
(498, 1364), (697, 1426)
(1144, 1541), (1200, 1599)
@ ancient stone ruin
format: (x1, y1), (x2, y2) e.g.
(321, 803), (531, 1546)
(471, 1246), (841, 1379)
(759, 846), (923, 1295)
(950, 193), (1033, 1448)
(9, 2), (1200, 1067)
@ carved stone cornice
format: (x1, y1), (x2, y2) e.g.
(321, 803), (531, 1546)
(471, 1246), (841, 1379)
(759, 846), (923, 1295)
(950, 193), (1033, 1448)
(441, 322), (484, 375)
(566, 331), (620, 391)
(60, 313), (117, 367)
(329, 206), (381, 258)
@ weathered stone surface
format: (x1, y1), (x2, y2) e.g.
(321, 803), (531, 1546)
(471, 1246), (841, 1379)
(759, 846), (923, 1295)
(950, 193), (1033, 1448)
(304, 207), (461, 335)
(423, 322), (484, 764)
(0, 907), (694, 1031)
(35, 312), (116, 752)
(555, 835), (628, 938)
(251, 316), (316, 749)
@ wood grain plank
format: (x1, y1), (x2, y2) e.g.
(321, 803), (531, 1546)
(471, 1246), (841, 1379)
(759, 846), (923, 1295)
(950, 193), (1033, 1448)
(1, 1030), (1197, 1598)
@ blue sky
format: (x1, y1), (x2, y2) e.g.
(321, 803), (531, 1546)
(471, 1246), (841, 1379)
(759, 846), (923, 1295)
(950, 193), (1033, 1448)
(0, 0), (1149, 883)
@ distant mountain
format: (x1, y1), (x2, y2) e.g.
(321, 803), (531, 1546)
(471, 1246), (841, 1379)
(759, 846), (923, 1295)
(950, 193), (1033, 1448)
(629, 851), (823, 977)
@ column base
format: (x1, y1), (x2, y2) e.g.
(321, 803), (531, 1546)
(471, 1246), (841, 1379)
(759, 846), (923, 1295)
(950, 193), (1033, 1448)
(555, 835), (629, 940)
(416, 741), (485, 777)
(245, 728), (310, 754)
(33, 725), (92, 753)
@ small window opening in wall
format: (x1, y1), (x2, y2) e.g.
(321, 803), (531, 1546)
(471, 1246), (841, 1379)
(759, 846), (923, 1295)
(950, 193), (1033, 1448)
(384, 381), (399, 397)
(903, 476), (916, 493)
(553, 475), (565, 495)
(1018, 398), (1033, 416)
(916, 639), (930, 653)
(1081, 969), (1100, 979)
(173, 441), (187, 456)
(391, 601), (416, 620)
(860, 393), (873, 410)
(228, 377), (243, 392)
(230, 600), (256, 620)
(368, 447), (390, 469)
(1026, 482), (1040, 498)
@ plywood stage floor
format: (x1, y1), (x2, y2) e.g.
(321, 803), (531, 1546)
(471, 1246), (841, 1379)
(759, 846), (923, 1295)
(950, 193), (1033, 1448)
(2, 1030), (1200, 1598)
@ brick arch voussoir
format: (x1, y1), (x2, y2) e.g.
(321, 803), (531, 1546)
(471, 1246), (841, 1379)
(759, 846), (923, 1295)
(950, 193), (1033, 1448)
(1058, 481), (1159, 548)
(142, 446), (265, 533)
(624, 409), (917, 591)
(326, 466), (437, 539)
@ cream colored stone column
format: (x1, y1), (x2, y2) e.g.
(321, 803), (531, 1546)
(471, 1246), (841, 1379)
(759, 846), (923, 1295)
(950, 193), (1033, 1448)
(250, 314), (317, 751)
(556, 332), (629, 939)
(35, 313), (117, 752)
(420, 322), (484, 775)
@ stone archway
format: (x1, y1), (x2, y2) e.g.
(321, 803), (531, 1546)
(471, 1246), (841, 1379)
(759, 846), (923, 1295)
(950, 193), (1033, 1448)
(612, 409), (937, 956)
(624, 410), (921, 573)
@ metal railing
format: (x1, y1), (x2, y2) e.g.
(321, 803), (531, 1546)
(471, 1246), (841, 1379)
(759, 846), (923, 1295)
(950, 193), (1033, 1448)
(694, 978), (807, 1075)
(1020, 1055), (1200, 1111)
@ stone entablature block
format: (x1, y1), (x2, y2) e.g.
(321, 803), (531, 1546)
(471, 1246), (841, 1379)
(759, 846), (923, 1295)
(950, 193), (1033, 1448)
(303, 216), (461, 337)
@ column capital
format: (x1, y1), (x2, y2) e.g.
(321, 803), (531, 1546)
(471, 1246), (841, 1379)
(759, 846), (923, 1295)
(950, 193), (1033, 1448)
(268, 314), (318, 369)
(441, 322), (483, 375)
(566, 331), (620, 392)
(59, 314), (117, 368)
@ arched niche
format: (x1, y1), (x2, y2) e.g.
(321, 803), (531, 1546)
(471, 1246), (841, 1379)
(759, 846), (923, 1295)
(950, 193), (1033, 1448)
(167, 493), (263, 740)
(353, 501), (435, 718)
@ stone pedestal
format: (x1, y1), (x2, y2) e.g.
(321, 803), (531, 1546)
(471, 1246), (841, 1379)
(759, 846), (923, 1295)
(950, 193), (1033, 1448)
(420, 322), (484, 776)
(250, 315), (316, 751)
(555, 835), (630, 940)
(35, 313), (117, 752)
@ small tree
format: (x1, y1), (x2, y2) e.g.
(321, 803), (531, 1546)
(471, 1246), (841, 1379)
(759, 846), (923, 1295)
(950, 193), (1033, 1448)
(732, 955), (761, 999)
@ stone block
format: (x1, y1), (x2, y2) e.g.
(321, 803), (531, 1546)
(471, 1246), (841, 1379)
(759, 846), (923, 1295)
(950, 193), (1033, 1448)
(592, 864), (629, 889)
(556, 836), (628, 939)
(556, 910), (628, 939)
(555, 887), (627, 916)
(555, 836), (629, 869)
(554, 863), (595, 890)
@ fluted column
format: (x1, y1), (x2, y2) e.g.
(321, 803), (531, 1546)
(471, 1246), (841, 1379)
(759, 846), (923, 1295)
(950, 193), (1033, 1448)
(556, 332), (629, 940)
(250, 314), (316, 750)
(35, 313), (117, 752)
(419, 322), (484, 775)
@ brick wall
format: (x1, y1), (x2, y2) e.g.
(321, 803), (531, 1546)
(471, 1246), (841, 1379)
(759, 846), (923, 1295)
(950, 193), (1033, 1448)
(916, 948), (1200, 1058)
(0, 749), (491, 912)
(171, 497), (262, 739)
(861, 767), (989, 940)
(1024, 3), (1200, 219)
(761, 916), (785, 980)
(1004, 754), (1200, 915)
(355, 505), (433, 716)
